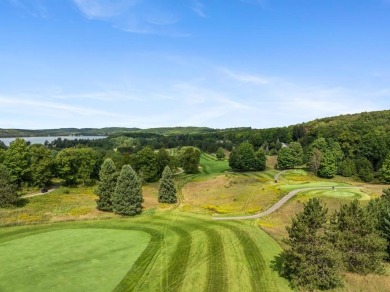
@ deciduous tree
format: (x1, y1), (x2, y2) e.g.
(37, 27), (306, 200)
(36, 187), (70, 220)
(0, 165), (19, 207)
(135, 146), (159, 182)
(216, 147), (226, 160)
(179, 147), (201, 174)
(4, 138), (30, 185)
(28, 144), (53, 187)
(380, 153), (390, 183)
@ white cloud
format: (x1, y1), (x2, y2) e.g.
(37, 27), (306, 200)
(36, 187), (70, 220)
(72, 0), (190, 36)
(191, 0), (206, 18)
(8, 0), (49, 18)
(220, 68), (270, 85)
(0, 95), (117, 117)
(72, 0), (137, 19)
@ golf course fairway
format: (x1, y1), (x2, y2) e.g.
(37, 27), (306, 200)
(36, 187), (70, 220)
(0, 212), (292, 292)
(0, 229), (151, 292)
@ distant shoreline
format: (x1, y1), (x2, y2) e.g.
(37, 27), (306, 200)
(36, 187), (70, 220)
(0, 136), (107, 147)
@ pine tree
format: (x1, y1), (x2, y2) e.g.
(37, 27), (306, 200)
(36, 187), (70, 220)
(96, 158), (117, 211)
(367, 188), (390, 260)
(112, 165), (143, 216)
(381, 208), (390, 259)
(282, 198), (343, 290)
(158, 166), (177, 204)
(331, 200), (386, 274)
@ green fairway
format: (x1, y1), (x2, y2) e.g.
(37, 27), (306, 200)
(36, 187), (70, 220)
(297, 188), (370, 201)
(199, 153), (230, 175)
(0, 213), (291, 292)
(0, 229), (150, 292)
(280, 181), (349, 191)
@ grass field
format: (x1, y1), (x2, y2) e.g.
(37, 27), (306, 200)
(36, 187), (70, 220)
(0, 229), (150, 292)
(0, 212), (291, 292)
(1, 153), (389, 291)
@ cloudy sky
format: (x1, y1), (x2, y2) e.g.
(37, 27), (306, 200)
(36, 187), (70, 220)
(0, 0), (389, 129)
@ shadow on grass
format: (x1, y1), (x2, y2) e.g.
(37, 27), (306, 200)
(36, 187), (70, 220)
(270, 252), (286, 275)
(14, 198), (28, 207)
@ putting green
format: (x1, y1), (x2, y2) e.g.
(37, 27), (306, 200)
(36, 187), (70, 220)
(0, 228), (150, 292)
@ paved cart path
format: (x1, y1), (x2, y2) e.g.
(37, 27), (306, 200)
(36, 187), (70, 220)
(21, 187), (58, 198)
(213, 172), (359, 221)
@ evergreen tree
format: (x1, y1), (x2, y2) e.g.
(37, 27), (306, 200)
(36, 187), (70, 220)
(331, 200), (386, 274)
(381, 208), (390, 259)
(282, 198), (342, 290)
(96, 158), (117, 211)
(158, 166), (177, 204)
(367, 188), (390, 260)
(216, 147), (226, 160)
(0, 164), (19, 207)
(112, 165), (143, 216)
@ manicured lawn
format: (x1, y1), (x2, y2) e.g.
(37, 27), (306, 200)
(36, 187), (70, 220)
(0, 228), (150, 292)
(0, 213), (292, 292)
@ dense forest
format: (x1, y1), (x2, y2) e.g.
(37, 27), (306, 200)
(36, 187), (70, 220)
(0, 110), (389, 188)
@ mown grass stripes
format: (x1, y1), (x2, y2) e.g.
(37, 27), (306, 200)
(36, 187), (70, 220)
(0, 213), (291, 292)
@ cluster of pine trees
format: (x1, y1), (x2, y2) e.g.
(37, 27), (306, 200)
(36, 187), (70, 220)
(96, 158), (177, 215)
(282, 189), (390, 290)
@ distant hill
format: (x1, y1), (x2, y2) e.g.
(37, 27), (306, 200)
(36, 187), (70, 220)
(0, 110), (389, 140)
(0, 126), (215, 138)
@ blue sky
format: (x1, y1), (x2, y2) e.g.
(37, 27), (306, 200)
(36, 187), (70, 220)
(0, 0), (389, 129)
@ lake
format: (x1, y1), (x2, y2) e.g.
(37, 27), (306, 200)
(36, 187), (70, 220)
(0, 136), (107, 146)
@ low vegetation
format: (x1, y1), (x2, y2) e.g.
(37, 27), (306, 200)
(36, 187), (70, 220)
(1, 110), (390, 291)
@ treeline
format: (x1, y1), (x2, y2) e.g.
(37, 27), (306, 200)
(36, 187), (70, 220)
(0, 126), (213, 138)
(0, 138), (202, 191)
(1, 110), (389, 183)
(283, 189), (390, 290)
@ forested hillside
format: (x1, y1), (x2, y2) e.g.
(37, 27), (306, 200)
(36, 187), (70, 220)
(1, 110), (389, 183)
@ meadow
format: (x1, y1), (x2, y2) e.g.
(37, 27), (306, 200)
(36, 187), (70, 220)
(0, 153), (389, 291)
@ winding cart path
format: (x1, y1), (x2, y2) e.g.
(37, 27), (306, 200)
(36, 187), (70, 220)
(213, 170), (359, 221)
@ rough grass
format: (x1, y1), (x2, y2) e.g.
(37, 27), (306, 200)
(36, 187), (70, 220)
(182, 173), (282, 214)
(0, 213), (292, 292)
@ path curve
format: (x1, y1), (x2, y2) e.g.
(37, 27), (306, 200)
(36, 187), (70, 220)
(212, 186), (360, 221)
(22, 187), (58, 198)
(273, 170), (287, 182)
